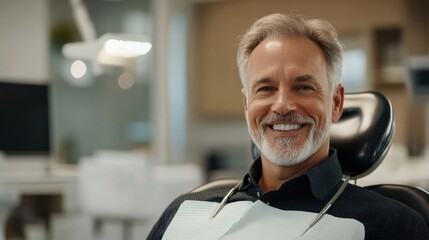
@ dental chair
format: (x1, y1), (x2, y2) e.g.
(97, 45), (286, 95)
(192, 91), (429, 228)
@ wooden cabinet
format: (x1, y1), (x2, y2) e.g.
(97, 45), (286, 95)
(373, 27), (407, 88)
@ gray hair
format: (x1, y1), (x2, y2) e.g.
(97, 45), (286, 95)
(237, 13), (343, 93)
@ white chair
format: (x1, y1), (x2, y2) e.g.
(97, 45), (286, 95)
(78, 150), (204, 240)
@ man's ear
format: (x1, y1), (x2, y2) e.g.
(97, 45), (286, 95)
(332, 84), (344, 123)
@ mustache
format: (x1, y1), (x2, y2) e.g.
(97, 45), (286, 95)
(260, 113), (314, 128)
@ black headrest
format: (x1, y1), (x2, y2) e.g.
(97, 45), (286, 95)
(251, 91), (395, 179)
(331, 91), (394, 179)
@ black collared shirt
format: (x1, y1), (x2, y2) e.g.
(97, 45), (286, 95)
(238, 148), (343, 202)
(147, 150), (428, 239)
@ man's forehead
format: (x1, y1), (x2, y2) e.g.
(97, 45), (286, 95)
(246, 36), (329, 85)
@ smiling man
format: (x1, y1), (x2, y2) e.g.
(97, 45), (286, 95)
(147, 13), (428, 240)
(243, 36), (343, 193)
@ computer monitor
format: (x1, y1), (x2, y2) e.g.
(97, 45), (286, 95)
(408, 56), (429, 99)
(0, 81), (50, 155)
(408, 56), (429, 157)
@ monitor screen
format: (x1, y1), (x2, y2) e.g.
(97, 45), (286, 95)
(0, 82), (50, 155)
(409, 69), (429, 98)
(408, 56), (429, 99)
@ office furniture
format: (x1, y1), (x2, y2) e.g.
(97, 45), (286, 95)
(78, 150), (203, 240)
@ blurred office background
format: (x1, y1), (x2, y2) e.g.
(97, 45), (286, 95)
(0, 0), (428, 239)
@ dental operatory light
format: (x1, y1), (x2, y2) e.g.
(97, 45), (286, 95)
(62, 0), (151, 76)
(104, 39), (152, 57)
(62, 33), (152, 75)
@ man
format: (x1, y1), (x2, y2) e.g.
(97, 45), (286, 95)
(148, 13), (428, 240)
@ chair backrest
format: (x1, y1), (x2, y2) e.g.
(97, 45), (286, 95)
(366, 184), (429, 227)
(330, 91), (394, 179)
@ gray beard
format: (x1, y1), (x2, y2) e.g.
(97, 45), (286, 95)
(247, 111), (331, 167)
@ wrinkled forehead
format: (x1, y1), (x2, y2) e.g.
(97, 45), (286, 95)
(246, 36), (329, 86)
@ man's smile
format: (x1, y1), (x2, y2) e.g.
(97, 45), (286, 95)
(271, 123), (304, 131)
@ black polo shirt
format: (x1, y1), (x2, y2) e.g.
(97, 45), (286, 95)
(147, 150), (428, 239)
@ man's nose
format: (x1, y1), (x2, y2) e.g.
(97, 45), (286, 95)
(271, 91), (297, 114)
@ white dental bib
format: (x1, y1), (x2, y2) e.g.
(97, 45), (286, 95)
(162, 200), (364, 240)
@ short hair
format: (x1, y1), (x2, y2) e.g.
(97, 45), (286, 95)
(237, 13), (343, 93)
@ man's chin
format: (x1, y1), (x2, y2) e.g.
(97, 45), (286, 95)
(260, 139), (314, 167)
(263, 155), (308, 167)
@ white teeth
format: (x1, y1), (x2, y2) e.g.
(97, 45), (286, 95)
(272, 124), (301, 131)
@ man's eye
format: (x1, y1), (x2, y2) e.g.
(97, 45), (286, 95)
(297, 85), (314, 91)
(257, 86), (275, 92)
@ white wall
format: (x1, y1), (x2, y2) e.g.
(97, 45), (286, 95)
(0, 0), (49, 83)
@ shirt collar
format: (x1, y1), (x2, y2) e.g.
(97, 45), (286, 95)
(240, 149), (343, 201)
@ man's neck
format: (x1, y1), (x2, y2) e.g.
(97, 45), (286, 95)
(258, 151), (328, 193)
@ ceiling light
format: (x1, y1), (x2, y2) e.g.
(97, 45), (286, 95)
(70, 59), (87, 79)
